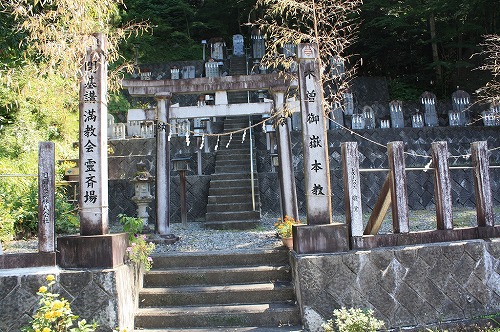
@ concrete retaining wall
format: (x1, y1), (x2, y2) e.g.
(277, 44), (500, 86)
(0, 264), (142, 332)
(291, 238), (500, 331)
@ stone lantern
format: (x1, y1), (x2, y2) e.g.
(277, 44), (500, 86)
(131, 161), (155, 231)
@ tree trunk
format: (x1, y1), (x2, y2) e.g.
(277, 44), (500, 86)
(429, 12), (442, 84)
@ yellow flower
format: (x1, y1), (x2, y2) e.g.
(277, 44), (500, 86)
(46, 274), (55, 282)
(44, 311), (54, 319)
(42, 328), (51, 332)
(38, 286), (48, 293)
(52, 300), (64, 310)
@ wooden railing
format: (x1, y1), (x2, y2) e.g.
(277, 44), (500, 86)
(342, 140), (500, 250)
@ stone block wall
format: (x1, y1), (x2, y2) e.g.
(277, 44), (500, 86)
(291, 238), (500, 331)
(0, 265), (141, 332)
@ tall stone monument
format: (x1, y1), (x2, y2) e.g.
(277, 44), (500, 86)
(292, 43), (348, 254)
(79, 33), (109, 235)
(297, 43), (332, 225)
(57, 33), (127, 268)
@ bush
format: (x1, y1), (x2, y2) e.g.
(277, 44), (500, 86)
(322, 307), (385, 332)
(22, 274), (97, 332)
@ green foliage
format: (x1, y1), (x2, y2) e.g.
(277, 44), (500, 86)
(355, 0), (500, 96)
(388, 79), (423, 101)
(118, 214), (155, 271)
(322, 307), (385, 332)
(22, 275), (97, 332)
(0, 157), (79, 241)
(118, 214), (144, 240)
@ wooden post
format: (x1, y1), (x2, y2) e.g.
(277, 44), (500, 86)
(471, 141), (494, 227)
(431, 141), (453, 230)
(342, 142), (363, 236)
(38, 142), (55, 252)
(387, 141), (409, 233)
(365, 175), (391, 235)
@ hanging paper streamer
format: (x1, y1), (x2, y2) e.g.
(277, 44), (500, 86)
(168, 132), (172, 142)
(263, 122), (267, 133)
(242, 129), (247, 143)
(185, 131), (190, 146)
(215, 136), (220, 151)
(226, 133), (233, 148)
(199, 134), (205, 150)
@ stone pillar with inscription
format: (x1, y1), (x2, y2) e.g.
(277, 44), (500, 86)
(292, 43), (348, 254)
(57, 34), (128, 269)
(78, 33), (109, 235)
(297, 43), (332, 225)
(38, 142), (55, 252)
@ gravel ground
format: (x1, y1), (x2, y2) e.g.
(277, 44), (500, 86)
(0, 208), (490, 254)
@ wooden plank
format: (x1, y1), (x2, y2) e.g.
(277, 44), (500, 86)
(342, 142), (363, 237)
(387, 141), (409, 233)
(365, 174), (391, 235)
(431, 141), (453, 230)
(471, 141), (494, 227)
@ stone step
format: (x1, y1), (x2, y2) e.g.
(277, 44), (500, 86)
(204, 220), (261, 230)
(215, 165), (253, 173)
(210, 173), (255, 181)
(215, 150), (254, 164)
(206, 210), (260, 222)
(209, 178), (258, 189)
(214, 159), (252, 167)
(207, 194), (258, 205)
(206, 202), (255, 213)
(134, 303), (301, 329)
(139, 282), (294, 307)
(215, 147), (252, 155)
(151, 249), (290, 269)
(143, 265), (291, 287)
(135, 327), (304, 332)
(208, 186), (257, 196)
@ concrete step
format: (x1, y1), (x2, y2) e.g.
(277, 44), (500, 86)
(144, 265), (291, 287)
(134, 303), (301, 329)
(206, 210), (260, 222)
(151, 249), (290, 269)
(139, 282), (294, 307)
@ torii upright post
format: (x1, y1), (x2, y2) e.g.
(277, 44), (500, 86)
(292, 43), (348, 254)
(155, 92), (178, 243)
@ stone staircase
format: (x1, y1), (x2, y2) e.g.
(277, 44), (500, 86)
(205, 116), (261, 230)
(133, 249), (302, 331)
(228, 56), (249, 104)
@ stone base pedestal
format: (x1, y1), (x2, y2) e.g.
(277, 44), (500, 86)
(149, 233), (180, 245)
(57, 233), (128, 268)
(293, 223), (349, 254)
(0, 252), (55, 269)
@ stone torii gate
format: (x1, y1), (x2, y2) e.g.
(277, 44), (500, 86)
(122, 73), (300, 237)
